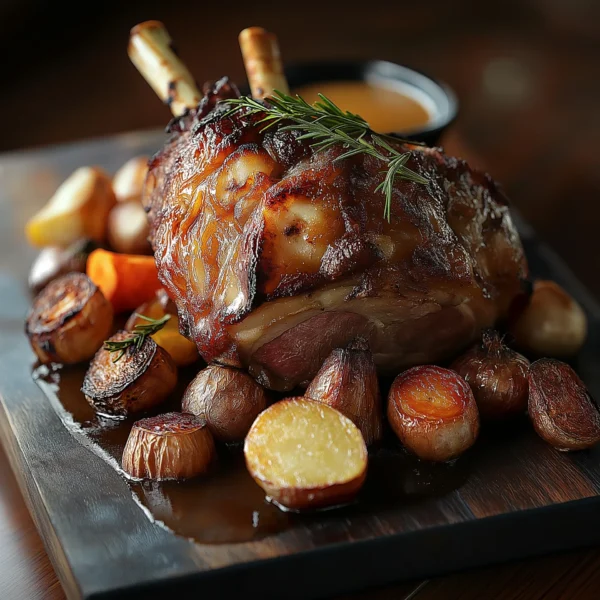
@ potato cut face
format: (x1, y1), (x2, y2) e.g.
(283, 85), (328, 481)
(245, 398), (367, 490)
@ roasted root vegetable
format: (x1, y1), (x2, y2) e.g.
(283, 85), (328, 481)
(528, 358), (600, 451)
(82, 331), (177, 418)
(25, 272), (113, 364)
(28, 238), (97, 294)
(244, 398), (368, 510)
(305, 338), (382, 445)
(25, 167), (116, 248)
(387, 366), (479, 462)
(112, 156), (148, 203)
(182, 365), (267, 442)
(122, 412), (215, 480)
(107, 201), (152, 255)
(510, 280), (587, 357)
(87, 248), (162, 313)
(451, 330), (530, 420)
(126, 295), (198, 366)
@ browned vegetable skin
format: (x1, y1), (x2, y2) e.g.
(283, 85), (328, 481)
(26, 272), (113, 364)
(82, 332), (177, 418)
(112, 156), (149, 203)
(182, 365), (267, 442)
(528, 358), (600, 451)
(122, 412), (215, 480)
(244, 398), (367, 510)
(451, 330), (530, 420)
(387, 365), (479, 462)
(107, 200), (152, 255)
(510, 280), (587, 357)
(305, 338), (382, 445)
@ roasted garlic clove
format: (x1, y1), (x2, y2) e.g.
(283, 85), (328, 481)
(244, 398), (368, 510)
(26, 167), (116, 247)
(26, 272), (113, 364)
(82, 332), (177, 418)
(387, 365), (480, 462)
(126, 295), (198, 367)
(107, 200), (152, 255)
(182, 365), (267, 442)
(528, 358), (600, 451)
(305, 337), (382, 445)
(122, 412), (215, 480)
(112, 156), (149, 203)
(510, 280), (587, 357)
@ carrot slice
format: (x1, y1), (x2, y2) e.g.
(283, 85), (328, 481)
(87, 249), (162, 314)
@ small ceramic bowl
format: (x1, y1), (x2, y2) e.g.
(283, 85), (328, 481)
(284, 60), (458, 146)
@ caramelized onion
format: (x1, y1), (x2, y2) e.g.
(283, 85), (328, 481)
(451, 330), (530, 420)
(82, 332), (177, 418)
(122, 412), (215, 480)
(305, 337), (382, 445)
(387, 366), (479, 462)
(244, 398), (367, 510)
(26, 272), (113, 364)
(182, 365), (267, 442)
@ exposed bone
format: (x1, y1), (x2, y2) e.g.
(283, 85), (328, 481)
(129, 21), (201, 116)
(239, 27), (289, 99)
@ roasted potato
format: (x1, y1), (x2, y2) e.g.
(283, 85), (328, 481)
(387, 365), (480, 462)
(122, 412), (215, 480)
(510, 280), (587, 357)
(82, 331), (177, 418)
(305, 337), (382, 445)
(26, 272), (113, 364)
(244, 398), (368, 510)
(528, 358), (600, 451)
(26, 167), (116, 247)
(107, 200), (152, 255)
(182, 365), (267, 442)
(112, 156), (148, 203)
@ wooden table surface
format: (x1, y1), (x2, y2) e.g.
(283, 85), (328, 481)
(1, 0), (599, 597)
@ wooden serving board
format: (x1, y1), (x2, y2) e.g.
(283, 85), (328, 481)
(2, 133), (600, 600)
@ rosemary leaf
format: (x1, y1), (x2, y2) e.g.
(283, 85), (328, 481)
(103, 314), (171, 362)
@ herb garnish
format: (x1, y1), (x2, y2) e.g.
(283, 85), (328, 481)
(104, 314), (171, 362)
(223, 91), (428, 221)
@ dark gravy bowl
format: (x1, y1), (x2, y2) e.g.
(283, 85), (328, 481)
(283, 60), (458, 146)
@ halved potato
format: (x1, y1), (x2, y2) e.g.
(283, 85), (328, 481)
(112, 156), (148, 203)
(122, 412), (215, 480)
(82, 331), (177, 418)
(107, 200), (152, 255)
(26, 167), (116, 247)
(387, 365), (480, 462)
(26, 272), (113, 364)
(244, 398), (368, 510)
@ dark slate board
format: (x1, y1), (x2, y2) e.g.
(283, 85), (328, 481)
(1, 133), (600, 600)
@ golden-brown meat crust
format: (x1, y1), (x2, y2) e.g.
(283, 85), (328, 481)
(144, 78), (529, 390)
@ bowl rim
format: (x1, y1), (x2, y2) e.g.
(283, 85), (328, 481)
(283, 59), (459, 139)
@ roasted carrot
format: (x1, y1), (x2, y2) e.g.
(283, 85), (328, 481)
(87, 249), (162, 313)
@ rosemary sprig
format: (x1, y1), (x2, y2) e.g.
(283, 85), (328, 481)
(222, 91), (428, 221)
(104, 314), (171, 362)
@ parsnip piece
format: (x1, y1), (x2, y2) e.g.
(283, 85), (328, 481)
(239, 27), (289, 99)
(26, 167), (116, 247)
(112, 156), (148, 203)
(129, 21), (201, 116)
(107, 200), (152, 255)
(26, 272), (113, 364)
(82, 332), (177, 418)
(182, 365), (267, 442)
(388, 365), (479, 462)
(244, 398), (367, 510)
(306, 338), (383, 445)
(122, 412), (215, 480)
